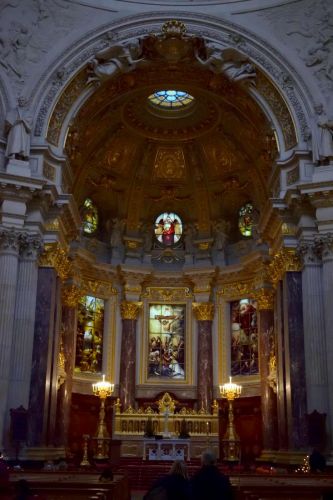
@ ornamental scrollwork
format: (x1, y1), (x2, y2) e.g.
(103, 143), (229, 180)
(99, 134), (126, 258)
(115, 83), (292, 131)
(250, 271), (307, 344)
(269, 248), (301, 286)
(38, 243), (72, 281)
(143, 287), (192, 301)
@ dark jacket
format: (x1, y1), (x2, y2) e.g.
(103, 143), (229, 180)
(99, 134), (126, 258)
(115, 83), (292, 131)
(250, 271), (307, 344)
(144, 473), (191, 500)
(190, 465), (233, 500)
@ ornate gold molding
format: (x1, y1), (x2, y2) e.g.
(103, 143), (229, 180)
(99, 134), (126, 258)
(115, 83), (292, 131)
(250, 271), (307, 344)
(120, 301), (142, 320)
(192, 302), (215, 321)
(39, 243), (72, 281)
(255, 289), (274, 310)
(143, 287), (192, 301)
(269, 247), (301, 286)
(62, 284), (86, 308)
(217, 281), (255, 299)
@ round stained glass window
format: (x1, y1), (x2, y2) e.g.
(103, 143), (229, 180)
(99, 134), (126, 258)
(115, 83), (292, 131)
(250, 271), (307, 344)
(238, 203), (253, 237)
(155, 212), (183, 246)
(148, 90), (194, 109)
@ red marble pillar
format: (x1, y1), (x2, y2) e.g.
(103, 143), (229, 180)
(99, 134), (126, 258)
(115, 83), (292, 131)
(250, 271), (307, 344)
(54, 287), (78, 448)
(193, 303), (214, 411)
(257, 290), (278, 454)
(119, 301), (141, 410)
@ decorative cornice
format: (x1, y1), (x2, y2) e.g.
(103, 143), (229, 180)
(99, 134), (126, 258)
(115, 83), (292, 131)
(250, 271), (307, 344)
(192, 302), (215, 321)
(217, 281), (255, 299)
(120, 300), (142, 320)
(143, 287), (192, 301)
(38, 243), (72, 281)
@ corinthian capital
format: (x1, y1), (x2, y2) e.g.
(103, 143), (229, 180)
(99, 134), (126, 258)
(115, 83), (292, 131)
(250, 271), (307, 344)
(192, 302), (215, 321)
(19, 233), (43, 260)
(120, 301), (142, 320)
(297, 239), (321, 266)
(0, 228), (21, 253)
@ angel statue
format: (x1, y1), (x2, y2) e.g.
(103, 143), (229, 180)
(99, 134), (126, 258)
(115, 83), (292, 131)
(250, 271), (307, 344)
(87, 42), (145, 84)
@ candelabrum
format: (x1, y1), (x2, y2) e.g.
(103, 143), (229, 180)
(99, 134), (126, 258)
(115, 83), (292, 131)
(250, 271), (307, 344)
(220, 376), (242, 462)
(92, 374), (114, 460)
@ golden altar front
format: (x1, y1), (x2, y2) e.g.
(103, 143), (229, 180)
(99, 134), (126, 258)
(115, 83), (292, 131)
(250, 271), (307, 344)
(113, 393), (220, 459)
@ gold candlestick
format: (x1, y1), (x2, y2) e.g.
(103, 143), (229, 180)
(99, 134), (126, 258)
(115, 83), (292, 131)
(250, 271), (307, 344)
(92, 375), (114, 460)
(220, 376), (242, 462)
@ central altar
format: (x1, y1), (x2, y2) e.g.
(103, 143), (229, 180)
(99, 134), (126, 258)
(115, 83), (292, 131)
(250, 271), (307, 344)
(143, 438), (191, 461)
(113, 392), (219, 459)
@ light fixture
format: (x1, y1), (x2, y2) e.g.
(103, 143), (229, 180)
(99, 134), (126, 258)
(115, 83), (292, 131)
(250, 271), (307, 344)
(220, 376), (242, 462)
(92, 374), (114, 460)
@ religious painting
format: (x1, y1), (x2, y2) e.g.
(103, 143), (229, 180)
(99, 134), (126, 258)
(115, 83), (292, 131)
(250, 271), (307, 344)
(230, 298), (258, 376)
(238, 202), (253, 237)
(74, 295), (104, 373)
(154, 212), (183, 246)
(148, 304), (185, 380)
(81, 198), (98, 234)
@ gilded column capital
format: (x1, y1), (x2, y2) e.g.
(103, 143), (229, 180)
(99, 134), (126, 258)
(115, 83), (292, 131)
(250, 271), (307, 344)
(192, 302), (215, 321)
(38, 243), (72, 281)
(255, 289), (274, 310)
(120, 301), (142, 320)
(269, 247), (302, 286)
(62, 284), (85, 308)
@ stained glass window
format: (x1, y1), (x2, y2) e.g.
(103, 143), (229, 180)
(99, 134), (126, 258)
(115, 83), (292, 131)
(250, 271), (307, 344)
(230, 298), (258, 376)
(154, 212), (182, 246)
(75, 295), (104, 373)
(148, 304), (185, 380)
(148, 90), (194, 109)
(82, 198), (98, 234)
(238, 202), (253, 237)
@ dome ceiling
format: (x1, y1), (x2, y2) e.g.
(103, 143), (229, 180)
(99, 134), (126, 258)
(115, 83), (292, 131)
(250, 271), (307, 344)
(66, 63), (275, 241)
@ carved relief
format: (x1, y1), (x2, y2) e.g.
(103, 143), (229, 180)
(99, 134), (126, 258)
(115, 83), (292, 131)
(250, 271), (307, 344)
(38, 243), (72, 281)
(286, 166), (299, 185)
(143, 287), (192, 301)
(256, 72), (297, 150)
(153, 147), (186, 180)
(192, 302), (215, 321)
(120, 300), (142, 320)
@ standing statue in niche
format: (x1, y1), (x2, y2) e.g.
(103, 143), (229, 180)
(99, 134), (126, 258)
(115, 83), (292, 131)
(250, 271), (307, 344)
(213, 219), (229, 251)
(87, 42), (145, 84)
(110, 218), (125, 250)
(184, 223), (196, 254)
(5, 97), (32, 160)
(311, 104), (333, 164)
(142, 223), (153, 253)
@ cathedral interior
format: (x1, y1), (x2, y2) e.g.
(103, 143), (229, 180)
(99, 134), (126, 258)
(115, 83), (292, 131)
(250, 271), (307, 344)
(0, 0), (333, 497)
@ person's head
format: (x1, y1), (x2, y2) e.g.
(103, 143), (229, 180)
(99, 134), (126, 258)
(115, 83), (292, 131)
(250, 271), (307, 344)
(170, 460), (188, 479)
(201, 449), (217, 467)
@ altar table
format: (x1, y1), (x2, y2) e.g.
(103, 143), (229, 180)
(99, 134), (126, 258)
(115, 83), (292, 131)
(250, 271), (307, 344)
(143, 438), (190, 461)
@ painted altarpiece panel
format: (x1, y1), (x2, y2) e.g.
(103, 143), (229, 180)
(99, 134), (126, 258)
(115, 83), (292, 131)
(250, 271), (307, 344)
(230, 298), (258, 377)
(147, 304), (186, 381)
(74, 295), (104, 374)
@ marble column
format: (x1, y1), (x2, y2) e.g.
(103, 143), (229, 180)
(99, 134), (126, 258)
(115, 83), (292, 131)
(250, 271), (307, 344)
(298, 240), (328, 414)
(119, 301), (141, 410)
(283, 271), (308, 449)
(4, 234), (42, 450)
(27, 267), (61, 447)
(193, 303), (214, 412)
(321, 234), (333, 450)
(0, 229), (20, 449)
(257, 290), (278, 453)
(54, 288), (78, 449)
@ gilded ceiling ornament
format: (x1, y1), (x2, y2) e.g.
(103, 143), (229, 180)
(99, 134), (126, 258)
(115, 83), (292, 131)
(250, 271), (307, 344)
(256, 72), (297, 150)
(153, 147), (186, 180)
(39, 243), (72, 281)
(269, 247), (302, 285)
(86, 279), (117, 297)
(120, 301), (142, 320)
(47, 69), (87, 147)
(192, 302), (215, 321)
(143, 287), (192, 301)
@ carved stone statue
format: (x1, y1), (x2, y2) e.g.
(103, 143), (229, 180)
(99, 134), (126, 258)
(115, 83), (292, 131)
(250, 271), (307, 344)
(213, 219), (229, 251)
(311, 104), (333, 164)
(87, 42), (145, 84)
(184, 223), (196, 254)
(5, 97), (32, 160)
(194, 43), (256, 83)
(110, 218), (125, 249)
